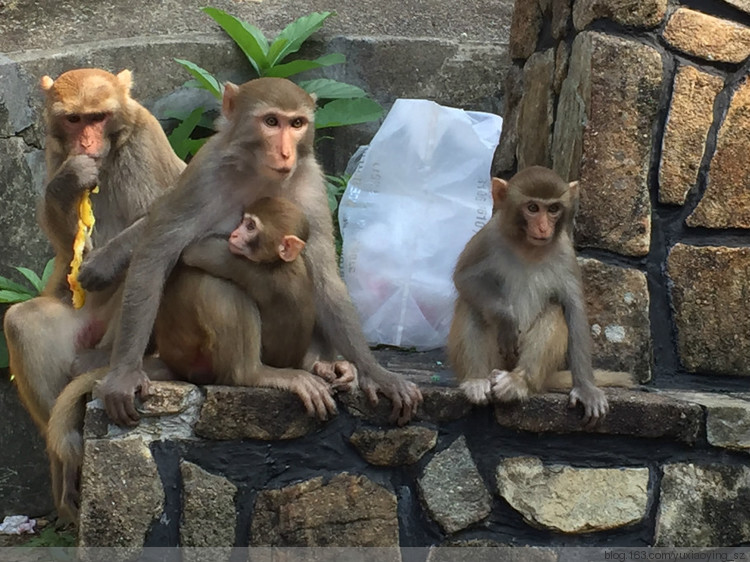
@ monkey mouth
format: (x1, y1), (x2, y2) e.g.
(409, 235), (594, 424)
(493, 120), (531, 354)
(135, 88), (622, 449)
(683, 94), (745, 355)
(528, 236), (552, 246)
(269, 166), (293, 176)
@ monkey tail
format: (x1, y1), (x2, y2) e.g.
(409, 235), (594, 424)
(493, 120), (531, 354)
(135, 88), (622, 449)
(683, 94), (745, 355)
(544, 369), (635, 391)
(47, 368), (104, 521)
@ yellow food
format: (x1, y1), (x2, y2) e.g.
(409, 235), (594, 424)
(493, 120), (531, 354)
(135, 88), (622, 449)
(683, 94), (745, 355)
(67, 186), (99, 308)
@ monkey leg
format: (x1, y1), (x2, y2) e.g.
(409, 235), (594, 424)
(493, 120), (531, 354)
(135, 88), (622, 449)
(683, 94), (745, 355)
(491, 304), (568, 402)
(448, 299), (508, 405)
(4, 296), (94, 430)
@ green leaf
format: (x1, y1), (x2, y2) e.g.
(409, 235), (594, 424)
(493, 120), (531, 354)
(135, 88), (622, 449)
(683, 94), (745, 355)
(298, 79), (366, 100)
(0, 274), (32, 294)
(202, 7), (269, 74)
(183, 138), (209, 159)
(267, 12), (333, 67)
(41, 258), (55, 286)
(14, 266), (43, 293)
(174, 59), (223, 99)
(168, 107), (205, 160)
(0, 289), (36, 303)
(314, 98), (384, 129)
(263, 53), (345, 78)
(0, 332), (9, 370)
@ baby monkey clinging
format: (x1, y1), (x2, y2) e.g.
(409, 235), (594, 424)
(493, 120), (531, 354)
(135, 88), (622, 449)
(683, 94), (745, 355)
(448, 166), (632, 425)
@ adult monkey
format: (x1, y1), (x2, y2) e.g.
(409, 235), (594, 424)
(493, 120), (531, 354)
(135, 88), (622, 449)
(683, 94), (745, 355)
(3, 68), (185, 513)
(448, 166), (632, 425)
(86, 77), (421, 426)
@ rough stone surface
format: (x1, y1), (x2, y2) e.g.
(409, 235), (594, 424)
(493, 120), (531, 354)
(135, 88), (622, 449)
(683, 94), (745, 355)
(656, 463), (750, 546)
(180, 461), (237, 558)
(493, 63), (524, 175)
(552, 0), (573, 39)
(663, 391), (750, 451)
(724, 0), (750, 15)
(668, 244), (750, 376)
(418, 436), (492, 534)
(0, 0), (514, 53)
(517, 49), (556, 169)
(581, 258), (652, 383)
(553, 41), (569, 95)
(689, 77), (750, 228)
(509, 0), (543, 60)
(496, 457), (649, 533)
(78, 439), (164, 552)
(572, 32), (661, 256)
(195, 386), (324, 440)
(85, 382), (203, 442)
(573, 0), (667, 30)
(659, 66), (724, 205)
(494, 389), (703, 443)
(663, 8), (750, 64)
(349, 425), (437, 466)
(250, 473), (398, 547)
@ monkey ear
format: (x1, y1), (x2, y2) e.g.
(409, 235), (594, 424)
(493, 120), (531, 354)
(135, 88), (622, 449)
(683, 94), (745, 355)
(568, 181), (580, 202)
(116, 70), (133, 93)
(222, 82), (240, 119)
(40, 75), (55, 91)
(278, 235), (306, 262)
(491, 177), (509, 206)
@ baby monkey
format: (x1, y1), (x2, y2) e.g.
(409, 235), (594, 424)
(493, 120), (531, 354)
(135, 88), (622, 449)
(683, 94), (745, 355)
(448, 166), (631, 425)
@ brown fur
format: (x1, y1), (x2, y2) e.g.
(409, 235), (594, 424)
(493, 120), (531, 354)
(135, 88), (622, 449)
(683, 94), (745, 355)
(4, 68), (185, 521)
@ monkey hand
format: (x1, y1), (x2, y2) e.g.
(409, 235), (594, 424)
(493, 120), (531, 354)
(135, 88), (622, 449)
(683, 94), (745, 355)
(311, 360), (357, 392)
(96, 368), (151, 427)
(291, 371), (338, 420)
(78, 245), (124, 291)
(460, 378), (492, 405)
(568, 383), (609, 427)
(50, 155), (99, 199)
(491, 369), (530, 402)
(359, 365), (423, 426)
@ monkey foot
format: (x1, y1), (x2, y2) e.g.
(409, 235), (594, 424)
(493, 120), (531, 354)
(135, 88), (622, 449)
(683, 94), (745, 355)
(460, 378), (492, 405)
(311, 360), (357, 392)
(490, 369), (529, 402)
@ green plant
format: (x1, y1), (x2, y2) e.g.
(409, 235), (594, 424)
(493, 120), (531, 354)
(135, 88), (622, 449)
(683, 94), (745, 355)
(168, 8), (384, 159)
(324, 173), (351, 258)
(0, 258), (54, 370)
(22, 525), (76, 548)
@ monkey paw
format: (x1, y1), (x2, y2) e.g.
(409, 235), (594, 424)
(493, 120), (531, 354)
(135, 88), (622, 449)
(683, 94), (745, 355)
(460, 378), (492, 405)
(490, 369), (530, 402)
(569, 384), (609, 427)
(312, 360), (357, 392)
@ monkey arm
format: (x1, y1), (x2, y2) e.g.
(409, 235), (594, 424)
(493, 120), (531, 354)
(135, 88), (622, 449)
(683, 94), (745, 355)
(454, 264), (516, 328)
(181, 237), (270, 292)
(78, 217), (146, 291)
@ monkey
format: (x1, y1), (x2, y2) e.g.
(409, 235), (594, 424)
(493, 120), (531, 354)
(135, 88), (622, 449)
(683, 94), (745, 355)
(76, 77), (420, 430)
(447, 166), (632, 425)
(2, 68), (186, 519)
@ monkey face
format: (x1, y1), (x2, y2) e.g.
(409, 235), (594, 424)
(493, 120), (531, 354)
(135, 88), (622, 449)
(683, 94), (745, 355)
(521, 200), (563, 246)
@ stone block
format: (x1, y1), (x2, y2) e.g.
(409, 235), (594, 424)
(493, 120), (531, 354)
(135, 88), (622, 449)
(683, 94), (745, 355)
(668, 244), (750, 376)
(656, 463), (750, 546)
(195, 386), (324, 441)
(663, 391), (750, 451)
(493, 63), (524, 175)
(78, 439), (164, 553)
(418, 436), (492, 534)
(517, 49), (556, 169)
(509, 0), (543, 60)
(663, 8), (750, 64)
(659, 65), (724, 205)
(552, 0), (573, 40)
(496, 457), (649, 533)
(494, 389), (703, 443)
(724, 0), (750, 15)
(573, 0), (667, 30)
(180, 461), (236, 557)
(564, 32), (661, 256)
(689, 77), (750, 228)
(349, 425), (437, 466)
(250, 473), (398, 547)
(581, 258), (652, 382)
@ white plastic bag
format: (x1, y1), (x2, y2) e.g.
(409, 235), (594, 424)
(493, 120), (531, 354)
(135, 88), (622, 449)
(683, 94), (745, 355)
(338, 99), (503, 350)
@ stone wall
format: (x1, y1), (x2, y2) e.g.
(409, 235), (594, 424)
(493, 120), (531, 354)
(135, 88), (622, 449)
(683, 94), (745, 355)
(75, 363), (750, 553)
(496, 0), (750, 389)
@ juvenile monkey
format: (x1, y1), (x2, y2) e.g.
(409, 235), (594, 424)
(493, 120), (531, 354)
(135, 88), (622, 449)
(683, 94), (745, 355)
(447, 166), (632, 424)
(81, 78), (420, 428)
(3, 68), (185, 519)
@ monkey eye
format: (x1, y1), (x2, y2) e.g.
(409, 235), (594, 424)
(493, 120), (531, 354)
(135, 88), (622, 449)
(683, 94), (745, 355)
(90, 113), (108, 123)
(264, 115), (279, 127)
(548, 203), (561, 214)
(66, 114), (81, 124)
(527, 202), (539, 213)
(291, 117), (306, 128)
(246, 217), (257, 231)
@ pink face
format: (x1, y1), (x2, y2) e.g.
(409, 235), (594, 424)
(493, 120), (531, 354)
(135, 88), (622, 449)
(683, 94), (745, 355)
(62, 112), (112, 158)
(521, 200), (562, 246)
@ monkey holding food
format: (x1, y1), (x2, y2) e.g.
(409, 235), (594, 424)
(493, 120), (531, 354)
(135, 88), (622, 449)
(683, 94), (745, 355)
(448, 166), (632, 424)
